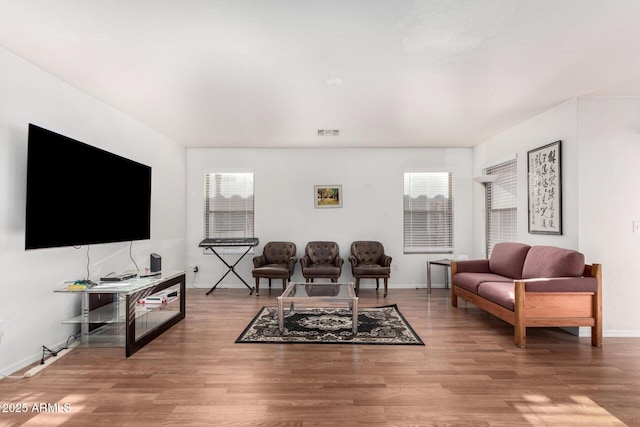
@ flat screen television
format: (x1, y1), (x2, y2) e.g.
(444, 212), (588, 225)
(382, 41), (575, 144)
(25, 124), (152, 250)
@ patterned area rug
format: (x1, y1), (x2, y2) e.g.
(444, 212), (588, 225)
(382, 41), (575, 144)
(235, 304), (424, 345)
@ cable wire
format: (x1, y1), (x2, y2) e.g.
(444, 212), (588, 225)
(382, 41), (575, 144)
(129, 241), (140, 273)
(86, 245), (91, 280)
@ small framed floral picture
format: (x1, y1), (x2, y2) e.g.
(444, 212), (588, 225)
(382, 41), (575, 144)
(314, 185), (342, 208)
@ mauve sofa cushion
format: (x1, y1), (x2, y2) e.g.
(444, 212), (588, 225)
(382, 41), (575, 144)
(522, 246), (585, 278)
(489, 242), (531, 279)
(523, 277), (598, 292)
(453, 272), (513, 294)
(477, 282), (515, 310)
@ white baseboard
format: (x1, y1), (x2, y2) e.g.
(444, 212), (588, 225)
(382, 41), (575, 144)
(23, 342), (78, 378)
(603, 329), (640, 337)
(1, 338), (76, 378)
(568, 327), (640, 338)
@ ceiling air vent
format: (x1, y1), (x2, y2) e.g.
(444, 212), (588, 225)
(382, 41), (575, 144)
(317, 129), (340, 137)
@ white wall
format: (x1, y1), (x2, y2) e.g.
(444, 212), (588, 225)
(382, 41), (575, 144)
(473, 97), (640, 336)
(472, 99), (580, 258)
(186, 148), (473, 291)
(0, 47), (187, 375)
(577, 96), (640, 336)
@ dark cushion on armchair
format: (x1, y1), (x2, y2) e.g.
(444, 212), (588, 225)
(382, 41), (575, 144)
(349, 241), (392, 296)
(300, 241), (343, 281)
(252, 241), (297, 279)
(349, 241), (391, 277)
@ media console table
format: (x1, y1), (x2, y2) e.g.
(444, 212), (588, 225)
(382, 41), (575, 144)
(55, 271), (186, 357)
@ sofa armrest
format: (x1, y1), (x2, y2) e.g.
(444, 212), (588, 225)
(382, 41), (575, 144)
(452, 259), (491, 274)
(381, 254), (392, 267)
(300, 255), (311, 268)
(348, 255), (357, 268)
(287, 256), (298, 274)
(253, 255), (267, 268)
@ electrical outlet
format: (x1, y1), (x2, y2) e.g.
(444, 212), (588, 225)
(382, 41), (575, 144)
(189, 265), (199, 273)
(393, 264), (399, 272)
(634, 221), (640, 233)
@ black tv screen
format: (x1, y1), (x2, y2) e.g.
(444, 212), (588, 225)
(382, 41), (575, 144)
(25, 124), (152, 250)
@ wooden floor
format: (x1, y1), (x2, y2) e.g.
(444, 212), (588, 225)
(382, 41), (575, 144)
(2, 287), (639, 426)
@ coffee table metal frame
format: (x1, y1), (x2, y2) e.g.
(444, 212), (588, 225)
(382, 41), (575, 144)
(277, 282), (359, 335)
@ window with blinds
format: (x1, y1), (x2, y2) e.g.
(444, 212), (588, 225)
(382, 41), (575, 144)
(403, 172), (453, 254)
(486, 159), (517, 257)
(204, 172), (254, 239)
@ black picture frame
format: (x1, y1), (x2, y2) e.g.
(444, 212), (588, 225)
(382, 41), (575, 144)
(527, 140), (562, 234)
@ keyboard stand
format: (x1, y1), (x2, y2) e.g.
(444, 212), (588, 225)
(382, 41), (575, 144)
(204, 246), (255, 295)
(199, 238), (259, 296)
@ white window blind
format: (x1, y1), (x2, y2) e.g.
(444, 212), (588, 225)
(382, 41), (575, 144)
(204, 172), (254, 239)
(486, 159), (517, 257)
(403, 172), (453, 253)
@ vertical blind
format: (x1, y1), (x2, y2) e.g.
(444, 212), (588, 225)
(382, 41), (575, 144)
(204, 172), (254, 239)
(403, 172), (453, 253)
(486, 159), (517, 257)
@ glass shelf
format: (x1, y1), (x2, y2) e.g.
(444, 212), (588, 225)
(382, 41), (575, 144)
(55, 271), (186, 356)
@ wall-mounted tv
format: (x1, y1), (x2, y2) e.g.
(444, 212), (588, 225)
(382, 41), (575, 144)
(25, 124), (152, 250)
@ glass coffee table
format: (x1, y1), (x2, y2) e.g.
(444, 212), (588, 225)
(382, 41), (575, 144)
(277, 282), (359, 334)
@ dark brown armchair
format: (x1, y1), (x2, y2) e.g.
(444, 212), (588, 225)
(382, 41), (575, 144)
(349, 241), (392, 296)
(251, 241), (297, 296)
(300, 241), (343, 282)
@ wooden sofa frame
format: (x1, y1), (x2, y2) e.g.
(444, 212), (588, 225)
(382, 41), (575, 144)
(450, 262), (602, 348)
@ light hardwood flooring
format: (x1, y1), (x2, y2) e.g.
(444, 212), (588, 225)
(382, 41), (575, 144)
(1, 287), (639, 426)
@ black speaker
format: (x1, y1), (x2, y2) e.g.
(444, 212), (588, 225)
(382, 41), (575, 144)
(150, 253), (161, 272)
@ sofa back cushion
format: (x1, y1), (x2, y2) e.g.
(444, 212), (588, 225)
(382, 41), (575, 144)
(489, 242), (531, 279)
(522, 246), (585, 278)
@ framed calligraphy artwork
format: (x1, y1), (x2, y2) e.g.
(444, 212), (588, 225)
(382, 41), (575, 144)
(528, 140), (562, 234)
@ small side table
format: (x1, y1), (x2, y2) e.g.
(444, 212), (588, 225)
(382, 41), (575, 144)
(427, 259), (452, 294)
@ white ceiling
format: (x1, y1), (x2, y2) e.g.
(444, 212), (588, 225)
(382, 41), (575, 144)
(2, 0), (640, 149)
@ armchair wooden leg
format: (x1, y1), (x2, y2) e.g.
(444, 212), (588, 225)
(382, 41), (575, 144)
(268, 278), (272, 288)
(355, 278), (360, 296)
(383, 278), (388, 297)
(255, 278), (260, 296)
(282, 278), (287, 290)
(376, 278), (379, 290)
(331, 278), (337, 283)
